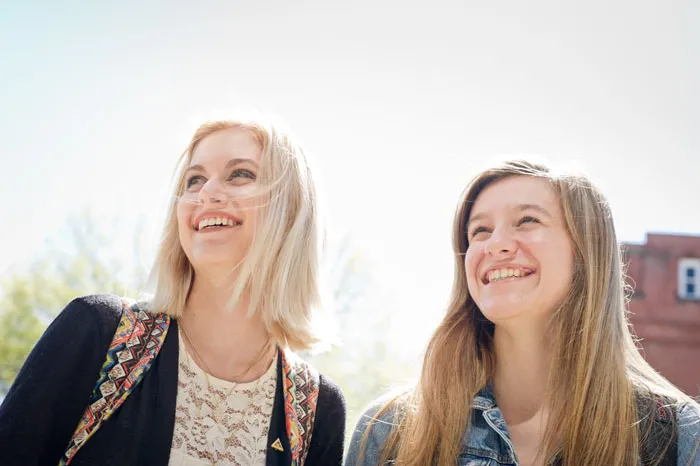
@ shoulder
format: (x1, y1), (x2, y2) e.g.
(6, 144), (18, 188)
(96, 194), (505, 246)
(677, 400), (700, 465)
(0, 294), (130, 442)
(40, 293), (124, 345)
(62, 293), (162, 329)
(354, 395), (401, 442)
(345, 394), (403, 466)
(61, 293), (124, 324)
(312, 373), (346, 439)
(318, 373), (346, 413)
(678, 399), (700, 425)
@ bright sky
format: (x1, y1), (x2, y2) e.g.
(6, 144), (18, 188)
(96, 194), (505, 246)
(1, 1), (698, 346)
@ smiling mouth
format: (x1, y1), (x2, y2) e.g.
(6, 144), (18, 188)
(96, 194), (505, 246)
(482, 267), (535, 285)
(195, 217), (242, 231)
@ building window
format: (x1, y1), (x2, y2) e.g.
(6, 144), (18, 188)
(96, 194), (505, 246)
(678, 258), (700, 300)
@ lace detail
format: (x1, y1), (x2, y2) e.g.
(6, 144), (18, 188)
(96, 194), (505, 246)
(169, 331), (277, 466)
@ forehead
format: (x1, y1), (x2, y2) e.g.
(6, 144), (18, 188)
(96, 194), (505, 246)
(469, 176), (559, 218)
(190, 128), (262, 165)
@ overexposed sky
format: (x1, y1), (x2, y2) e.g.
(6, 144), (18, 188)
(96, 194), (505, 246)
(1, 0), (698, 342)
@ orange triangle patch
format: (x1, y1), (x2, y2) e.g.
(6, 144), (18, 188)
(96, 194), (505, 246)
(271, 438), (284, 452)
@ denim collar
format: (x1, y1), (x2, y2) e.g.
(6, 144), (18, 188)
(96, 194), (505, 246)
(463, 384), (519, 464)
(473, 383), (497, 411)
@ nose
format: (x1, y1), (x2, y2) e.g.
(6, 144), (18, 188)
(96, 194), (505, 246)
(197, 178), (227, 204)
(483, 228), (517, 257)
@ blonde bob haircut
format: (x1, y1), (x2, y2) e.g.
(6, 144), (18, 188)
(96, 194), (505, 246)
(149, 117), (323, 351)
(364, 160), (694, 466)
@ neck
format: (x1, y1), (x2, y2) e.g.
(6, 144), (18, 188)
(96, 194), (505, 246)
(180, 272), (273, 381)
(492, 320), (551, 425)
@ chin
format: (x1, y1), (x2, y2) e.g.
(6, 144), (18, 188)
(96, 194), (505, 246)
(479, 301), (534, 323)
(481, 310), (523, 324)
(191, 255), (245, 272)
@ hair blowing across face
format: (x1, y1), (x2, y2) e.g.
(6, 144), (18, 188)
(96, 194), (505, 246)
(148, 118), (324, 351)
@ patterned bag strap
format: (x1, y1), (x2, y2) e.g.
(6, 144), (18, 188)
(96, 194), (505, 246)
(59, 298), (171, 466)
(280, 348), (321, 466)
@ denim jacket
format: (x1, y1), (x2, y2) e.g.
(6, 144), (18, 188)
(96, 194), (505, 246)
(345, 386), (700, 466)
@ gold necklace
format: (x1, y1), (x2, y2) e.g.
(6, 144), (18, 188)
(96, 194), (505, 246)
(179, 324), (275, 465)
(179, 321), (273, 424)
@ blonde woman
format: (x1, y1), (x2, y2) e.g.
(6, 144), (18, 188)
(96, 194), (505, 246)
(0, 117), (346, 465)
(346, 160), (700, 465)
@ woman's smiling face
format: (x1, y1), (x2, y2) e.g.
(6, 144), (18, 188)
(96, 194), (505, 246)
(464, 176), (575, 324)
(176, 127), (263, 273)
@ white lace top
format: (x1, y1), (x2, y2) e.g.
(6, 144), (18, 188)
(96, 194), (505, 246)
(169, 331), (278, 466)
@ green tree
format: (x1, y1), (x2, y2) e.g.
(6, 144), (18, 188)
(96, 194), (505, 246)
(0, 211), (144, 392)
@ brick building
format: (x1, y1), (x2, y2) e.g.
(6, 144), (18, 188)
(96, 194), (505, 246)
(624, 233), (700, 396)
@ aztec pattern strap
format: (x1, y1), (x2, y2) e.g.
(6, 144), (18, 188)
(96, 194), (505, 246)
(281, 349), (321, 466)
(59, 298), (170, 465)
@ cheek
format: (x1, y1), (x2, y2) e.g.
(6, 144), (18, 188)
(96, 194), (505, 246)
(242, 203), (262, 235)
(540, 237), (575, 285)
(464, 247), (482, 291)
(176, 204), (192, 242)
(560, 245), (575, 284)
(245, 205), (259, 226)
(527, 228), (548, 245)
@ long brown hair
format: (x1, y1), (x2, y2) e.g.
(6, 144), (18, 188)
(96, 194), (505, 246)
(363, 160), (693, 465)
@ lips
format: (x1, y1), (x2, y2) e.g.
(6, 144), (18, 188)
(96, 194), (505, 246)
(193, 212), (242, 231)
(481, 266), (535, 284)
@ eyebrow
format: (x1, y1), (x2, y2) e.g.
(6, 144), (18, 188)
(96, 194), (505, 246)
(184, 158), (259, 175)
(468, 203), (552, 227)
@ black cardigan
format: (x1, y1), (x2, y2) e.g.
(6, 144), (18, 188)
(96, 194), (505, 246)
(0, 294), (346, 465)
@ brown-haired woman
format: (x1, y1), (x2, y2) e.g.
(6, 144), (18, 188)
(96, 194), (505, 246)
(346, 160), (699, 466)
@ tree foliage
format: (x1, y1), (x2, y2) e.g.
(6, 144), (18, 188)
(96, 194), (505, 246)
(0, 212), (143, 391)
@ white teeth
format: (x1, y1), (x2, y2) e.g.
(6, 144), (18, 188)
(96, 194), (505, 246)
(197, 216), (239, 230)
(487, 268), (530, 283)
